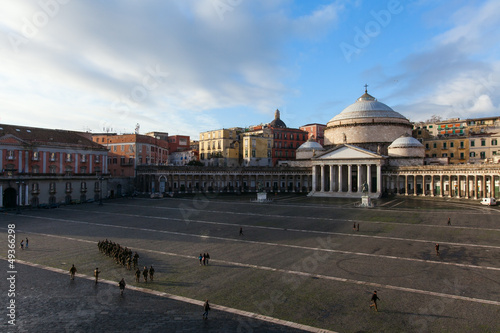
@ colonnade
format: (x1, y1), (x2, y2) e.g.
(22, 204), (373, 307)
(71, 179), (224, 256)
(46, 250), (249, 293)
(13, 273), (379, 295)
(137, 167), (312, 194)
(311, 163), (382, 196)
(383, 172), (499, 199)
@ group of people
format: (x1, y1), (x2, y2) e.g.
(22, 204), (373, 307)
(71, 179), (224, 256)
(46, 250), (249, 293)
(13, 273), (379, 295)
(135, 265), (155, 283)
(198, 253), (210, 266)
(97, 239), (139, 270)
(20, 237), (29, 249)
(352, 223), (360, 232)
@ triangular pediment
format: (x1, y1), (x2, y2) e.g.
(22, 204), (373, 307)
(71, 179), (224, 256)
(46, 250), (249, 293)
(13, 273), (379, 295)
(314, 144), (383, 160)
(0, 134), (27, 145)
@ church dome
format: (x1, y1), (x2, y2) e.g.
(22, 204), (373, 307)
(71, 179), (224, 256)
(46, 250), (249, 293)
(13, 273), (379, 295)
(388, 134), (424, 149)
(329, 92), (407, 122)
(297, 139), (324, 151)
(269, 109), (286, 128)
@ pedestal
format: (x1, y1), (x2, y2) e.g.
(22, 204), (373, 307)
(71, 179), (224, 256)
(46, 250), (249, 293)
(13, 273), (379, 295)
(257, 192), (267, 202)
(361, 195), (371, 207)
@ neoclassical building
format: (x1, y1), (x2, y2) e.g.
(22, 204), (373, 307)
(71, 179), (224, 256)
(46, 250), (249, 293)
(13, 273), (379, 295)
(136, 89), (499, 200)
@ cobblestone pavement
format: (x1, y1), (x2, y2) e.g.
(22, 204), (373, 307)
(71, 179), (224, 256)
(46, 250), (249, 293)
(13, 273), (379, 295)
(1, 195), (499, 332)
(1, 261), (315, 333)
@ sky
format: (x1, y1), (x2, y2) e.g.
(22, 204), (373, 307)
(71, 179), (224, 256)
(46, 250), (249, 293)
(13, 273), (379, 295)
(1, 0), (499, 138)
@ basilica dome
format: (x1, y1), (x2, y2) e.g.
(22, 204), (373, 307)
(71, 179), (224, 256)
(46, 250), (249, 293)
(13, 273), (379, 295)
(329, 92), (407, 122)
(323, 88), (413, 154)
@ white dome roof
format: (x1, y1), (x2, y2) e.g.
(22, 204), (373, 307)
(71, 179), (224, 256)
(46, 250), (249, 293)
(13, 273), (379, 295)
(388, 135), (424, 148)
(297, 140), (324, 150)
(329, 92), (407, 122)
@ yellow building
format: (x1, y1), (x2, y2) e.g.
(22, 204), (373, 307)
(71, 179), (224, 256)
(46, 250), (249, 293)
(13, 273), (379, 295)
(241, 130), (273, 166)
(199, 128), (242, 167)
(423, 137), (469, 164)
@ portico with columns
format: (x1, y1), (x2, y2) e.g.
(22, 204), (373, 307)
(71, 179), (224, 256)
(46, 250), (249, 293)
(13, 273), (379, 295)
(309, 144), (384, 198)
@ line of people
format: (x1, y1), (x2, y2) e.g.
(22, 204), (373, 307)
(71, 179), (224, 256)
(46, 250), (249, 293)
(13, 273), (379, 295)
(98, 239), (140, 270)
(135, 265), (155, 283)
(198, 253), (210, 266)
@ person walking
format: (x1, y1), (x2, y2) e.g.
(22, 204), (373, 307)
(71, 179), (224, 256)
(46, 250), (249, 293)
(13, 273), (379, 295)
(149, 266), (155, 281)
(447, 217), (451, 226)
(202, 253), (206, 266)
(370, 291), (380, 311)
(69, 264), (77, 280)
(239, 227), (243, 236)
(357, 223), (360, 232)
(205, 253), (210, 265)
(25, 237), (29, 249)
(20, 240), (24, 250)
(199, 253), (203, 265)
(435, 243), (440, 256)
(94, 268), (101, 284)
(118, 278), (126, 295)
(202, 299), (210, 320)
(142, 266), (148, 283)
(353, 222), (356, 231)
(135, 268), (141, 283)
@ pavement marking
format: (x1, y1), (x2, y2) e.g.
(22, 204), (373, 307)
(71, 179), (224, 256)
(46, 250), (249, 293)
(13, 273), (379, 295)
(98, 202), (500, 232)
(379, 198), (399, 207)
(146, 197), (500, 215)
(389, 200), (404, 208)
(13, 214), (500, 272)
(6, 243), (500, 309)
(5, 258), (336, 333)
(53, 208), (500, 249)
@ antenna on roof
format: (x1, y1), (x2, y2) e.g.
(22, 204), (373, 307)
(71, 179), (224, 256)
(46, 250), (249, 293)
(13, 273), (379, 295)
(135, 123), (140, 134)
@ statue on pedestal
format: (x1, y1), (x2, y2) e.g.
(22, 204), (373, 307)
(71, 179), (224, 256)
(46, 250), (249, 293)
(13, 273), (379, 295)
(362, 181), (369, 194)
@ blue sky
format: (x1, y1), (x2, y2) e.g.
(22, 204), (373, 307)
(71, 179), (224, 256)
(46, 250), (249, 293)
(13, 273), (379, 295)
(1, 0), (499, 138)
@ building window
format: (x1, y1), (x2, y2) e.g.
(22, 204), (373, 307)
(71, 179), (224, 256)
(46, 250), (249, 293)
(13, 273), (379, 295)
(50, 152), (56, 161)
(81, 154), (87, 162)
(32, 183), (39, 192)
(66, 182), (72, 191)
(471, 140), (475, 147)
(66, 153), (72, 162)
(7, 150), (15, 160)
(251, 150), (255, 157)
(113, 146), (117, 152)
(492, 139), (498, 146)
(481, 140), (486, 146)
(433, 143), (437, 148)
(470, 152), (476, 157)
(480, 151), (486, 159)
(32, 151), (39, 161)
(425, 143), (429, 149)
(450, 142), (454, 148)
(32, 165), (40, 174)
(121, 145), (125, 151)
(450, 153), (454, 158)
(50, 182), (56, 192)
(460, 141), (464, 148)
(80, 166), (87, 173)
(443, 142), (447, 149)
(95, 155), (100, 163)
(460, 152), (464, 159)
(442, 153), (447, 157)
(49, 165), (57, 174)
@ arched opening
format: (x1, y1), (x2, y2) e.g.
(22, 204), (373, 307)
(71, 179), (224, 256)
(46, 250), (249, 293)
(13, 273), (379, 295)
(3, 187), (17, 208)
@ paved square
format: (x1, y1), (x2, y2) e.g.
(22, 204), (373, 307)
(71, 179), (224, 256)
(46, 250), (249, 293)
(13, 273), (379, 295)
(1, 194), (499, 332)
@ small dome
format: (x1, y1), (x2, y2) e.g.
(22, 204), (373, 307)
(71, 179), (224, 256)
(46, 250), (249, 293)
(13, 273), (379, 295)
(269, 109), (287, 128)
(329, 91), (407, 122)
(388, 134), (424, 148)
(298, 139), (324, 151)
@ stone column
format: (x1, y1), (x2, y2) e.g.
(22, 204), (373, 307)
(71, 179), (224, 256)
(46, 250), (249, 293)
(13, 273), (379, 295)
(414, 175), (418, 196)
(357, 165), (362, 193)
(338, 165), (343, 193)
(376, 165), (382, 195)
(320, 165), (325, 192)
(440, 175), (444, 197)
(367, 164), (372, 193)
(482, 175), (486, 198)
(431, 175), (435, 197)
(329, 165), (335, 192)
(312, 165), (317, 192)
(347, 164), (352, 193)
(404, 175), (408, 196)
(422, 175), (427, 197)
